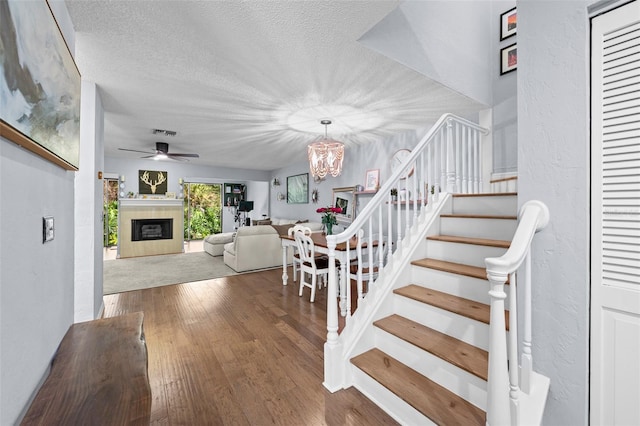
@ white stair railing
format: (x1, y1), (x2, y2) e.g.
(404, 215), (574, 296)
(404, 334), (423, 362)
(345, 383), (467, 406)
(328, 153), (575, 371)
(485, 200), (550, 425)
(322, 114), (489, 392)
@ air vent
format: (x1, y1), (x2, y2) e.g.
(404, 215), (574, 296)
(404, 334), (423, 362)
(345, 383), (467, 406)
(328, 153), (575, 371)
(152, 129), (177, 136)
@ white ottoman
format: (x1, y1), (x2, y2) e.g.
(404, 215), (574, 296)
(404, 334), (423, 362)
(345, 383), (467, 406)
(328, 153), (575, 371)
(203, 232), (235, 256)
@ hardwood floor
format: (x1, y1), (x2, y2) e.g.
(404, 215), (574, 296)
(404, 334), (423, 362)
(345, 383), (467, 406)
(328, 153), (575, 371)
(103, 267), (397, 425)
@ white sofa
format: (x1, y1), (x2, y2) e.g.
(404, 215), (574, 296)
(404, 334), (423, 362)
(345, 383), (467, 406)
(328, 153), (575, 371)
(203, 232), (235, 256)
(222, 218), (323, 273)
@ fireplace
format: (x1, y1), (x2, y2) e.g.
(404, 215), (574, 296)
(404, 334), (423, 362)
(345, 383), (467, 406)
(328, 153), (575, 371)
(131, 218), (173, 242)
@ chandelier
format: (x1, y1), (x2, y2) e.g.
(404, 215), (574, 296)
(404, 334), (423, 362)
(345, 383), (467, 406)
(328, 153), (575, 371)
(308, 119), (344, 179)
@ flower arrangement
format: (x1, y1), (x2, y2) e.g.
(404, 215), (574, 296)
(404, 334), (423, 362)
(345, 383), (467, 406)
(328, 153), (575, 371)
(317, 206), (342, 225)
(316, 206), (343, 235)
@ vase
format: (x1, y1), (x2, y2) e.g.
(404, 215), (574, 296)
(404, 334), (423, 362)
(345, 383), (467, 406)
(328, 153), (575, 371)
(325, 222), (333, 235)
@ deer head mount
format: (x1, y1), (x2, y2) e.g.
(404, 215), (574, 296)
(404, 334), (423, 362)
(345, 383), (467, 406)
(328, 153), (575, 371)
(140, 171), (167, 194)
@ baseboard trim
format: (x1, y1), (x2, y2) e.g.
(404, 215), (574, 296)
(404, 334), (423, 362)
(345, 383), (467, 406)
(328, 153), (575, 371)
(98, 301), (105, 319)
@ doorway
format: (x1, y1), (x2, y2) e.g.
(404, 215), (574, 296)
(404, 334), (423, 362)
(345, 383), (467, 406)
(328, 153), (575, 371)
(590, 2), (640, 424)
(183, 182), (223, 250)
(103, 177), (119, 249)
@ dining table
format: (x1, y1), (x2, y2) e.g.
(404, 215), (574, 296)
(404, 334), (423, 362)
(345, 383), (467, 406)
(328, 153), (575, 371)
(280, 232), (378, 312)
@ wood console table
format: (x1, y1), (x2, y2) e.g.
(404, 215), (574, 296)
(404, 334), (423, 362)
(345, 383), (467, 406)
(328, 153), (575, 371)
(21, 313), (151, 425)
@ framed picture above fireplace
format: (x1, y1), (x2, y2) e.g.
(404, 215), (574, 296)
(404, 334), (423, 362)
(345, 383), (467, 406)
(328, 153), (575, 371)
(139, 170), (168, 195)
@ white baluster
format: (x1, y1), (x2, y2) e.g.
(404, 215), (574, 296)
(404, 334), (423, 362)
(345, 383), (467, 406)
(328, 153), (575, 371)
(478, 127), (484, 193)
(462, 126), (468, 193)
(387, 197), (393, 263)
(416, 162), (423, 226)
(453, 123), (462, 193)
(472, 129), (479, 194)
(521, 252), (533, 394)
(341, 240), (349, 318)
(509, 271), (520, 425)
(367, 221), (374, 287)
(396, 189), (402, 251)
(355, 229), (364, 301)
(377, 205), (385, 273)
(446, 120), (456, 192)
(467, 129), (472, 194)
(440, 128), (447, 192)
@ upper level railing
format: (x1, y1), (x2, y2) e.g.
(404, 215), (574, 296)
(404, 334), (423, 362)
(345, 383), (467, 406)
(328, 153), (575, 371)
(322, 114), (489, 391)
(485, 200), (550, 425)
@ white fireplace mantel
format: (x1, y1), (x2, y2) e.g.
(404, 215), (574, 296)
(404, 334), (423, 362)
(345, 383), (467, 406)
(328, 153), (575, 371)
(120, 198), (183, 208)
(118, 199), (184, 258)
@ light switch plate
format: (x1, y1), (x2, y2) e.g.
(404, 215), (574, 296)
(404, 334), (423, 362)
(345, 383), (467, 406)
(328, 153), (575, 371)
(43, 216), (54, 243)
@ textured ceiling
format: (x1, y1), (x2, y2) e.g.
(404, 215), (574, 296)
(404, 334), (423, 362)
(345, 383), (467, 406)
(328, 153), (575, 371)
(65, 0), (483, 171)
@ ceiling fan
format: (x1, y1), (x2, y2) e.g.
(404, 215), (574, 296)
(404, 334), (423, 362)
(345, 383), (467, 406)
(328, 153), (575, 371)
(118, 142), (199, 161)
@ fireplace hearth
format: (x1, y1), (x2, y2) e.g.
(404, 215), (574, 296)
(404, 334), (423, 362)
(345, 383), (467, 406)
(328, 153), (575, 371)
(131, 218), (173, 242)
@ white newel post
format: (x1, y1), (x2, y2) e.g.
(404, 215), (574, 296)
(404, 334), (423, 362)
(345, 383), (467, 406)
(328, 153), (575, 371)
(323, 240), (343, 392)
(486, 270), (511, 426)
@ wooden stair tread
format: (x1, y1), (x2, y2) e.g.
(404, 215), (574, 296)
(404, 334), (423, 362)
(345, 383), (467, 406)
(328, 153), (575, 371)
(394, 284), (509, 329)
(412, 258), (510, 284)
(427, 234), (511, 248)
(351, 348), (485, 425)
(440, 213), (517, 220)
(374, 314), (488, 380)
(411, 258), (487, 280)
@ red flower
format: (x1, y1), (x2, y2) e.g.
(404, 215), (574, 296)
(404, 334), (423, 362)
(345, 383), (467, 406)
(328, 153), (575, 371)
(316, 207), (343, 214)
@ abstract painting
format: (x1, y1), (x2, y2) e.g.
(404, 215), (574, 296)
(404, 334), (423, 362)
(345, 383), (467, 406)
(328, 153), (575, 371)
(0, 0), (81, 170)
(287, 173), (308, 204)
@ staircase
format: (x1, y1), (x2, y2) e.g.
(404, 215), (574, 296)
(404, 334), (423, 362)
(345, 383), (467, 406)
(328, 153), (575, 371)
(322, 114), (550, 424)
(349, 193), (517, 424)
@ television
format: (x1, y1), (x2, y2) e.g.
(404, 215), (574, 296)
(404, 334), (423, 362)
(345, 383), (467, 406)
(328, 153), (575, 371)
(238, 200), (254, 212)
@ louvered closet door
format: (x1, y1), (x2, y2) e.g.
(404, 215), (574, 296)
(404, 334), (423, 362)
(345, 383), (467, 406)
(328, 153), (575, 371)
(591, 2), (640, 424)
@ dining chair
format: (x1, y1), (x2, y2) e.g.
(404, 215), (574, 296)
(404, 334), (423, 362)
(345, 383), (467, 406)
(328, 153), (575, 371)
(288, 224), (312, 282)
(293, 230), (329, 302)
(349, 231), (388, 300)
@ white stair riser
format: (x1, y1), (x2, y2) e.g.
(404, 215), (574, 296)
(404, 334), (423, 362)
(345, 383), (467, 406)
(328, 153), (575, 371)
(452, 195), (517, 216)
(425, 240), (508, 268)
(351, 366), (436, 426)
(440, 217), (517, 240)
(410, 267), (511, 306)
(374, 328), (488, 410)
(394, 295), (491, 350)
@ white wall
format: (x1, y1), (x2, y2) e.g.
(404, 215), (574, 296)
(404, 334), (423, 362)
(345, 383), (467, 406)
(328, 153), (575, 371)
(491, 1), (518, 175)
(105, 157), (271, 233)
(0, 142), (76, 425)
(74, 81), (104, 322)
(0, 2), (78, 423)
(105, 157), (270, 197)
(270, 129), (422, 224)
(518, 2), (590, 424)
(359, 0), (517, 176)
(359, 1), (493, 106)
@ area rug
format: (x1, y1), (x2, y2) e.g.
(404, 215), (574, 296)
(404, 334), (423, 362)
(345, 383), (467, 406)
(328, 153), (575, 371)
(103, 252), (238, 295)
